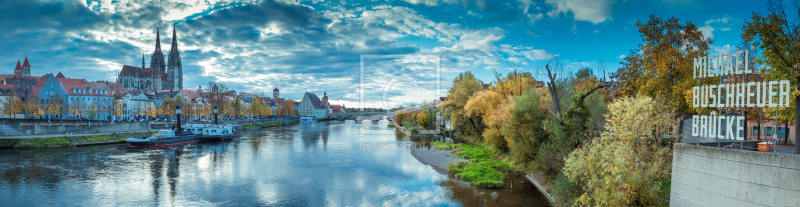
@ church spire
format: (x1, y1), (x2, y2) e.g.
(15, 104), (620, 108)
(167, 23), (183, 90)
(150, 27), (166, 79)
(141, 53), (145, 69)
(154, 27), (162, 54)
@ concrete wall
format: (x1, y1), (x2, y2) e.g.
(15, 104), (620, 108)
(670, 143), (800, 207)
(35, 121), (149, 134)
(0, 121), (150, 135)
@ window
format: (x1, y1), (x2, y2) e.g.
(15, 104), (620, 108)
(50, 83), (53, 89)
(765, 127), (774, 136)
(776, 127), (788, 138)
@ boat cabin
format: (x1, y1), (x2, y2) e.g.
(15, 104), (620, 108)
(203, 126), (233, 136)
(154, 130), (175, 139)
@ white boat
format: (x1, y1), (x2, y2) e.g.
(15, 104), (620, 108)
(300, 116), (317, 123)
(198, 124), (237, 141)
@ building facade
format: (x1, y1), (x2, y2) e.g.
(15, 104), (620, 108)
(298, 92), (327, 118)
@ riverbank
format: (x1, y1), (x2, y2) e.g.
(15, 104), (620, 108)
(411, 148), (466, 175)
(0, 131), (155, 149)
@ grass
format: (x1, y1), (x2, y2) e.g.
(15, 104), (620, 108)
(432, 142), (455, 150)
(442, 143), (513, 188)
(79, 132), (155, 144)
(262, 122), (282, 127)
(387, 123), (395, 127)
(243, 123), (261, 129)
(17, 137), (71, 149)
(658, 180), (671, 206)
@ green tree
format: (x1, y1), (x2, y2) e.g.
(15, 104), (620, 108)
(742, 0), (800, 152)
(615, 15), (712, 115)
(500, 88), (549, 170)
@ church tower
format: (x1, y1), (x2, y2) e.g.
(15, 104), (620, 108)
(167, 24), (183, 90)
(21, 57), (31, 76)
(273, 87), (279, 100)
(150, 27), (166, 89)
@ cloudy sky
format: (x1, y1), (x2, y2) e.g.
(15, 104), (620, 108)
(0, 0), (770, 108)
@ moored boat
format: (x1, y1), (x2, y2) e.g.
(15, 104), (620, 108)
(300, 116), (316, 123)
(198, 124), (235, 141)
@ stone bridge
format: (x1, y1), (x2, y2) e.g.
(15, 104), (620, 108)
(328, 112), (395, 121)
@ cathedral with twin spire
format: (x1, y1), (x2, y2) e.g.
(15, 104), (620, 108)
(116, 25), (183, 91)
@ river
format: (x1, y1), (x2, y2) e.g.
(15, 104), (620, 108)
(0, 121), (548, 206)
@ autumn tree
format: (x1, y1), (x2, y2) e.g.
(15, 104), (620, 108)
(442, 72), (485, 140)
(45, 97), (64, 119)
(206, 82), (229, 118)
(743, 0), (800, 153)
(1, 96), (22, 118)
(615, 15), (712, 115)
(24, 99), (45, 118)
(501, 88), (549, 171)
(231, 96), (243, 117)
(68, 98), (84, 119)
(283, 99), (296, 115)
(564, 96), (675, 206)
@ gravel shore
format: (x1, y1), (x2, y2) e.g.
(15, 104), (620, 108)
(411, 148), (467, 175)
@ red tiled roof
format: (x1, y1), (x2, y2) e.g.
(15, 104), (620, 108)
(331, 105), (342, 111)
(57, 78), (111, 96)
(22, 57), (30, 68)
(14, 60), (22, 71)
(56, 72), (65, 78)
(0, 84), (16, 96)
(28, 74), (53, 99)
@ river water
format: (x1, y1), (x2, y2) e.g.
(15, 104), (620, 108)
(0, 121), (548, 206)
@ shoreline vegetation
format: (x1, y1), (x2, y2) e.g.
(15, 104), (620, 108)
(0, 131), (156, 149)
(434, 142), (513, 188)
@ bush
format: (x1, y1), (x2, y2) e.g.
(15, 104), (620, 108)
(563, 96), (674, 206)
(417, 110), (432, 129)
(500, 88), (550, 171)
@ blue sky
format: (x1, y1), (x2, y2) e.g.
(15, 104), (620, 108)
(0, 0), (770, 108)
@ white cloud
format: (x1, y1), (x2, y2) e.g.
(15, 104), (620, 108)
(711, 44), (734, 54)
(699, 15), (732, 40)
(545, 0), (614, 24)
(699, 25), (714, 40)
(403, 0), (439, 6)
(617, 54), (626, 59)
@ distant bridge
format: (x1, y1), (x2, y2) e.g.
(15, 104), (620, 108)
(328, 112), (395, 121)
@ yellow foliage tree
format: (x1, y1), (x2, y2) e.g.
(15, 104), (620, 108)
(615, 15), (712, 115)
(1, 96), (22, 118)
(283, 99), (296, 115)
(564, 96), (675, 206)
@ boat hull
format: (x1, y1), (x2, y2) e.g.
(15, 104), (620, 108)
(117, 135), (199, 149)
(197, 131), (240, 141)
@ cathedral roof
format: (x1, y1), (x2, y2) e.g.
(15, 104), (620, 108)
(22, 57), (30, 68)
(14, 60), (21, 71)
(119, 65), (167, 80)
(273, 87), (279, 91)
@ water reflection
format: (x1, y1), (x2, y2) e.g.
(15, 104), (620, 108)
(0, 121), (548, 206)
